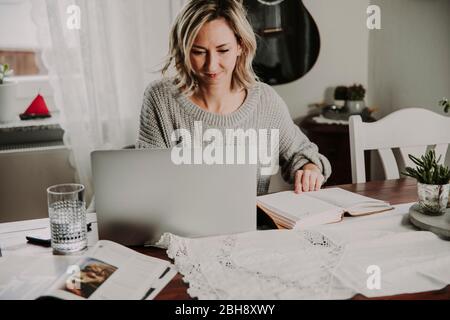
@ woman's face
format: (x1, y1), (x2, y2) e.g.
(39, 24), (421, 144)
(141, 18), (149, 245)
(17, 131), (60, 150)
(190, 18), (242, 87)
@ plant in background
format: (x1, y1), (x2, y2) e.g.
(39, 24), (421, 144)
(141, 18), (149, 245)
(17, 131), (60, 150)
(0, 63), (14, 85)
(439, 98), (449, 113)
(346, 84), (366, 101)
(402, 149), (450, 185)
(334, 86), (348, 101)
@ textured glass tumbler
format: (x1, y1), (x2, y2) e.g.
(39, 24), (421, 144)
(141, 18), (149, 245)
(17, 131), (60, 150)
(47, 184), (87, 255)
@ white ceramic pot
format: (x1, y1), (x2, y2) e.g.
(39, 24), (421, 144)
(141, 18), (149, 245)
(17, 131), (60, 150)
(345, 100), (365, 115)
(0, 81), (17, 123)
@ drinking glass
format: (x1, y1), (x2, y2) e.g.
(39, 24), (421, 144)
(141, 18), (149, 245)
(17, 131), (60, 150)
(47, 183), (87, 255)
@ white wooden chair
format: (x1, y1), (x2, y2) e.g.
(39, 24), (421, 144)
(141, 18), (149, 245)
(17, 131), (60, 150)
(349, 108), (450, 183)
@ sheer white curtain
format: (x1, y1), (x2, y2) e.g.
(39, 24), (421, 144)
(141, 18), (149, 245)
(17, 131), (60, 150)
(30, 0), (184, 201)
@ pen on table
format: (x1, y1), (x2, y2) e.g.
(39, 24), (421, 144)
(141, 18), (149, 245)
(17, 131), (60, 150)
(26, 236), (51, 247)
(26, 223), (93, 247)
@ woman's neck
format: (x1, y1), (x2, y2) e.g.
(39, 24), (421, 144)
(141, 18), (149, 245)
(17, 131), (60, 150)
(192, 83), (246, 115)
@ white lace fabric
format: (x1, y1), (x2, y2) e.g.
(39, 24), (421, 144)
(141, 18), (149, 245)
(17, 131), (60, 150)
(160, 229), (353, 299)
(160, 203), (450, 299)
(312, 115), (349, 125)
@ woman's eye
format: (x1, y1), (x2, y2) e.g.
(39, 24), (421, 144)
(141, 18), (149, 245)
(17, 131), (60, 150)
(192, 51), (206, 55)
(218, 50), (229, 53)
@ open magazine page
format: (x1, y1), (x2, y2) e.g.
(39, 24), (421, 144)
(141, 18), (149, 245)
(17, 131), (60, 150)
(307, 188), (391, 211)
(0, 255), (79, 300)
(42, 240), (176, 300)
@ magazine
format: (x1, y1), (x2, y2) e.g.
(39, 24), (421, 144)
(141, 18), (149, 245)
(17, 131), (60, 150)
(0, 240), (176, 300)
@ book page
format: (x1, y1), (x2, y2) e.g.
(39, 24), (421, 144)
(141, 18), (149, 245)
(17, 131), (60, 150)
(306, 188), (392, 215)
(257, 191), (343, 222)
(44, 240), (175, 300)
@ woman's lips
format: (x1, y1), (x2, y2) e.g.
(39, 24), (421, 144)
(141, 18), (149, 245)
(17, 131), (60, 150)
(205, 72), (220, 79)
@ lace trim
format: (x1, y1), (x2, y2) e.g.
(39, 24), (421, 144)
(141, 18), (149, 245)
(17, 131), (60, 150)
(160, 233), (221, 299)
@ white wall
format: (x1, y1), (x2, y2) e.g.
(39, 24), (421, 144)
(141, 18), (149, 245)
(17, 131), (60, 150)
(368, 0), (450, 118)
(273, 0), (371, 120)
(368, 0), (450, 175)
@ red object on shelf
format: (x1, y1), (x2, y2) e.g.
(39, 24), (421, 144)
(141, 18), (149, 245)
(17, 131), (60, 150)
(20, 94), (51, 120)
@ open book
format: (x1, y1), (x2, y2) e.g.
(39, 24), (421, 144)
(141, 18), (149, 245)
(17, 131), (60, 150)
(0, 240), (176, 300)
(257, 188), (393, 229)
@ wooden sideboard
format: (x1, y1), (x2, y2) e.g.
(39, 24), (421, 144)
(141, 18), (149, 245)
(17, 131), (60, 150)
(298, 114), (373, 186)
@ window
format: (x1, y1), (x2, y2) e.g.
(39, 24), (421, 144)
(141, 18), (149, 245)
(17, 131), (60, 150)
(0, 0), (47, 75)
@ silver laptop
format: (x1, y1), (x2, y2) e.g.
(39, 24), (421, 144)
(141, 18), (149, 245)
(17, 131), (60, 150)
(91, 149), (257, 246)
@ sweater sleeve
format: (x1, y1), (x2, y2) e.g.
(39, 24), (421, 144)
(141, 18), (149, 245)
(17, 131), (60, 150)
(267, 87), (332, 184)
(135, 84), (171, 149)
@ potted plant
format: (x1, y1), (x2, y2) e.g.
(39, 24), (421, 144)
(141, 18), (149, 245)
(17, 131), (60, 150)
(439, 98), (449, 113)
(402, 149), (450, 215)
(334, 86), (348, 108)
(0, 63), (17, 123)
(345, 84), (366, 115)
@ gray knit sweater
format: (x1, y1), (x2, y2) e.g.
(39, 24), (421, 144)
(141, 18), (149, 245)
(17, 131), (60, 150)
(136, 78), (331, 195)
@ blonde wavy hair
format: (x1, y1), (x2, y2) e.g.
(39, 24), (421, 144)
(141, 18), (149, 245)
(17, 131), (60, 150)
(162, 0), (258, 96)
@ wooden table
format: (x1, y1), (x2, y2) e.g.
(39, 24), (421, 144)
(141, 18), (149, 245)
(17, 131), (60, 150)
(138, 178), (450, 300)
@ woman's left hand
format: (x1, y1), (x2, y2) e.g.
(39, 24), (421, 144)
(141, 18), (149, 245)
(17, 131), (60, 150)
(294, 163), (324, 193)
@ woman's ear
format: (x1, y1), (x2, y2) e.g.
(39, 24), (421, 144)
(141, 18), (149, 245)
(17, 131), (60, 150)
(237, 44), (242, 56)
(236, 38), (242, 56)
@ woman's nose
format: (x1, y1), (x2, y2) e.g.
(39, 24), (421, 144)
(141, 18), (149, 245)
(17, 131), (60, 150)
(205, 52), (219, 72)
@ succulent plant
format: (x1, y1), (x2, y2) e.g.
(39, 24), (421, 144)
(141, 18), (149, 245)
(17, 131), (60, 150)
(402, 149), (450, 185)
(346, 84), (366, 101)
(0, 63), (14, 85)
(439, 98), (449, 113)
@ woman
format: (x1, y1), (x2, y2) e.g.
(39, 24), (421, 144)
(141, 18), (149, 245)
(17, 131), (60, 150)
(136, 0), (331, 195)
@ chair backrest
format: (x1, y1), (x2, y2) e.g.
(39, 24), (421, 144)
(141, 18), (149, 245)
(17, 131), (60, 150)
(349, 108), (450, 183)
